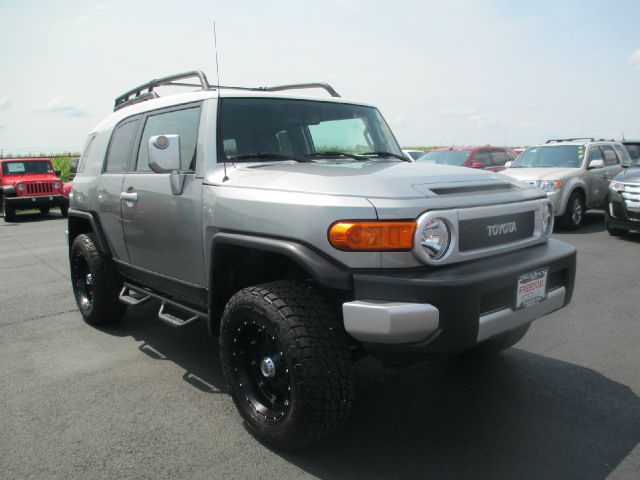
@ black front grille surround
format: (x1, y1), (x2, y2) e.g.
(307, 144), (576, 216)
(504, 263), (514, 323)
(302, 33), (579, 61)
(412, 199), (550, 267)
(458, 211), (535, 252)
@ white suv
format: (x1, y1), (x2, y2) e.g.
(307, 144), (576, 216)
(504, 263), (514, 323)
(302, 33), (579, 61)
(502, 138), (630, 229)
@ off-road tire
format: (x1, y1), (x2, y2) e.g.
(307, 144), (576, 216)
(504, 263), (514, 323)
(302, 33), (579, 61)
(39, 207), (50, 215)
(558, 192), (584, 230)
(472, 323), (531, 355)
(70, 233), (126, 325)
(3, 200), (16, 222)
(605, 219), (626, 237)
(60, 203), (69, 218)
(220, 281), (355, 450)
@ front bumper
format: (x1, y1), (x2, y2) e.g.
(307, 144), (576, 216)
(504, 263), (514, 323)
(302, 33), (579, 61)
(606, 191), (640, 230)
(342, 239), (576, 360)
(4, 194), (67, 209)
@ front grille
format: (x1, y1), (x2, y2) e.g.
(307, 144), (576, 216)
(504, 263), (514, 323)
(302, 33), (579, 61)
(25, 182), (54, 195)
(480, 287), (512, 315)
(459, 211), (535, 252)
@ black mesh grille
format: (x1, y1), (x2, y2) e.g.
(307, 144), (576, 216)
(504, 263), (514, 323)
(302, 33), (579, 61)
(480, 287), (512, 315)
(459, 211), (535, 252)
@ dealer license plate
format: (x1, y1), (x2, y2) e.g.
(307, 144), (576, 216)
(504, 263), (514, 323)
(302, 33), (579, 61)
(516, 269), (548, 309)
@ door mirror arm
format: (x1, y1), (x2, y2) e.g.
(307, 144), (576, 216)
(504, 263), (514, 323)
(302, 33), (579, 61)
(148, 134), (184, 195)
(170, 170), (186, 195)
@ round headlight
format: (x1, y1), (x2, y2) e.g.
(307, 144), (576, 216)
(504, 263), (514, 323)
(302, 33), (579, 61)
(17, 183), (25, 191)
(542, 202), (554, 236)
(54, 182), (61, 190)
(420, 218), (450, 260)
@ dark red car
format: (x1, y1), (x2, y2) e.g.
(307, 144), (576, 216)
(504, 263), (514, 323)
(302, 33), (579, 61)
(0, 157), (68, 222)
(417, 146), (519, 172)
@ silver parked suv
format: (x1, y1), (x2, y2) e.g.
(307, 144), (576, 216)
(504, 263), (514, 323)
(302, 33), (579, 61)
(68, 71), (576, 449)
(502, 138), (630, 229)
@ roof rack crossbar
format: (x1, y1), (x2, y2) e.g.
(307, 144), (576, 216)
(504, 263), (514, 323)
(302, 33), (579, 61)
(545, 137), (595, 143)
(218, 82), (341, 97)
(114, 70), (211, 111)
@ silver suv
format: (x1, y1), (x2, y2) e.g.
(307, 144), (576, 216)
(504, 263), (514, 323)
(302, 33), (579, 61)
(502, 138), (630, 229)
(67, 71), (576, 449)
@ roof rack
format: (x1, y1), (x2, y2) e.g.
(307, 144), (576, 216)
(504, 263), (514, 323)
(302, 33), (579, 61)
(114, 71), (211, 111)
(114, 70), (341, 111)
(545, 137), (594, 143)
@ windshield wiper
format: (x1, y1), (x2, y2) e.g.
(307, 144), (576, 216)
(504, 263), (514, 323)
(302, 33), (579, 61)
(305, 151), (368, 161)
(229, 152), (310, 163)
(360, 151), (411, 162)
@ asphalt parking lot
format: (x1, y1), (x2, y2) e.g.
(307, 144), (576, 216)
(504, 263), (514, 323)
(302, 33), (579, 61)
(0, 211), (638, 480)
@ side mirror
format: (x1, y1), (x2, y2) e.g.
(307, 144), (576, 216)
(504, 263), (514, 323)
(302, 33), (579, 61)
(588, 159), (604, 169)
(149, 135), (181, 173)
(471, 161), (485, 169)
(55, 169), (61, 177)
(504, 160), (513, 168)
(148, 135), (185, 195)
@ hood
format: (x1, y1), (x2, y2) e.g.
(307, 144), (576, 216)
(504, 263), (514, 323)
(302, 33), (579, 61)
(613, 166), (640, 182)
(221, 160), (518, 199)
(1, 173), (59, 186)
(502, 167), (579, 182)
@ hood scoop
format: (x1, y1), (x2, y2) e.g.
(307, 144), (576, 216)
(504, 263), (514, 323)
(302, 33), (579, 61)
(416, 181), (518, 196)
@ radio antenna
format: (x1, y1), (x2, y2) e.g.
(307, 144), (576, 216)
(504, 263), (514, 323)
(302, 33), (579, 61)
(214, 21), (229, 182)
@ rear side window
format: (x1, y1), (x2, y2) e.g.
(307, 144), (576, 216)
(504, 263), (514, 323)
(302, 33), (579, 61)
(136, 106), (201, 172)
(472, 151), (491, 166)
(76, 135), (96, 174)
(490, 150), (508, 166)
(600, 145), (619, 166)
(82, 131), (111, 175)
(105, 119), (139, 173)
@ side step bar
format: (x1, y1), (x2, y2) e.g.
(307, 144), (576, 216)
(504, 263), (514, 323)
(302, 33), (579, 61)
(119, 282), (206, 328)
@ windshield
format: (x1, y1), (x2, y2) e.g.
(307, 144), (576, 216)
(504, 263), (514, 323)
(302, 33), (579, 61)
(219, 98), (402, 161)
(1, 160), (53, 175)
(417, 150), (472, 166)
(511, 145), (584, 168)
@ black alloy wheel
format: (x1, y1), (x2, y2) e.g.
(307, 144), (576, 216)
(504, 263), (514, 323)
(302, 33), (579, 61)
(231, 315), (292, 423)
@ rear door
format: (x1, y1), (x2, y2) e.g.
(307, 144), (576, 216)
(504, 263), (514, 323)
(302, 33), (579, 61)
(121, 103), (206, 289)
(96, 117), (141, 262)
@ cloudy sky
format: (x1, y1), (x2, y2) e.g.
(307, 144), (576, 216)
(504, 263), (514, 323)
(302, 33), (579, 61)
(1, 0), (640, 154)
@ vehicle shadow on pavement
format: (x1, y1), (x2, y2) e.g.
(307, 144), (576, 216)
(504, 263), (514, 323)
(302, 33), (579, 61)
(1, 212), (67, 223)
(284, 351), (640, 480)
(103, 303), (640, 480)
(555, 211), (605, 235)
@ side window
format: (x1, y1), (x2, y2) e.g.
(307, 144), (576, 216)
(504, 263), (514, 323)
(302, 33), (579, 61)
(505, 150), (517, 161)
(588, 146), (603, 162)
(472, 150), (491, 166)
(490, 150), (508, 166)
(613, 144), (633, 165)
(84, 131), (111, 175)
(105, 119), (139, 173)
(600, 145), (618, 166)
(136, 107), (201, 172)
(76, 134), (96, 174)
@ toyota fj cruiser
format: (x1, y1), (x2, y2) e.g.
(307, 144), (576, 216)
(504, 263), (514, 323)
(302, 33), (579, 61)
(0, 157), (68, 221)
(67, 71), (576, 450)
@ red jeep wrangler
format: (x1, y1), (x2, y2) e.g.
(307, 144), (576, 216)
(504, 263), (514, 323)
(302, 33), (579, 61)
(0, 157), (68, 222)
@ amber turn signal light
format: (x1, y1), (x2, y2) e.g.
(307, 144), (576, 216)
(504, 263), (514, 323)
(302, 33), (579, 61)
(328, 221), (416, 251)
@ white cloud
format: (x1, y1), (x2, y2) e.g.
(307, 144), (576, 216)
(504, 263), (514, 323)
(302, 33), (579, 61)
(0, 97), (11, 109)
(442, 107), (477, 116)
(35, 97), (89, 117)
(73, 4), (114, 24)
(629, 49), (640, 70)
(529, 102), (538, 109)
(467, 113), (499, 127)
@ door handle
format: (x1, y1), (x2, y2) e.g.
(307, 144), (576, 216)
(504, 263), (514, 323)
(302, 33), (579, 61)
(120, 192), (138, 202)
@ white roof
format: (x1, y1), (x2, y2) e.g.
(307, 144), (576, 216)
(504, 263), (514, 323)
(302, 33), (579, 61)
(91, 88), (374, 133)
(530, 140), (622, 148)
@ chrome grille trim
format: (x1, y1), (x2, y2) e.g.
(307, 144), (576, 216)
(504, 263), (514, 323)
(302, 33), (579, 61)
(413, 199), (550, 266)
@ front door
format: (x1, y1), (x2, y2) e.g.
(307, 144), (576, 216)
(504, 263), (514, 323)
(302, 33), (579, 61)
(121, 104), (206, 288)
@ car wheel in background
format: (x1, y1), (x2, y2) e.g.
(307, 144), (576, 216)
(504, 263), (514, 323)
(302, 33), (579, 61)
(558, 192), (584, 230)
